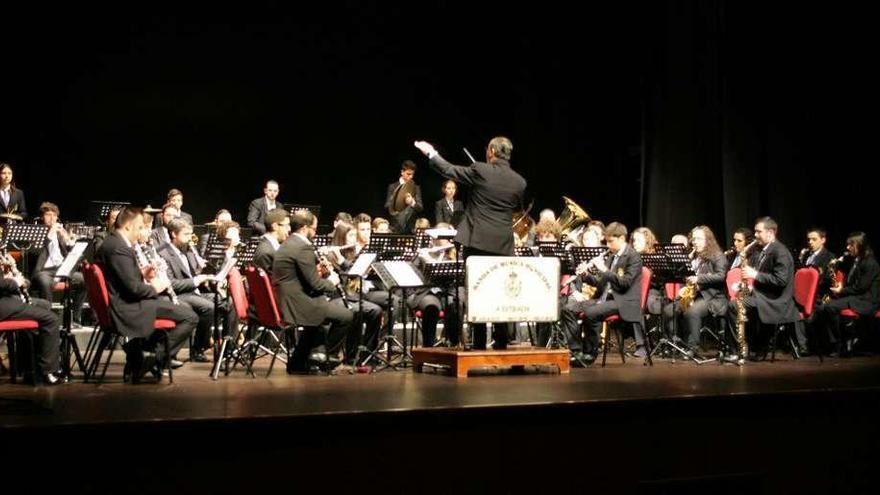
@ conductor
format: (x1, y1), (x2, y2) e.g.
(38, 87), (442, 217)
(414, 136), (527, 349)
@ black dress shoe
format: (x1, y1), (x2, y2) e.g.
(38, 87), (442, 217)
(169, 359), (185, 369)
(189, 352), (210, 363)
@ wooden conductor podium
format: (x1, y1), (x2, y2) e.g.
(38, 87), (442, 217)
(412, 255), (569, 377)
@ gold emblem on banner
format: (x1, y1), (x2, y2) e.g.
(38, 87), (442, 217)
(505, 271), (522, 298)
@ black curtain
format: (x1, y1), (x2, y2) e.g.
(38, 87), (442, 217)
(643, 1), (877, 251)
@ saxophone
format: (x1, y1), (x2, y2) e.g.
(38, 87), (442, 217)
(821, 255), (846, 304)
(733, 241), (757, 363)
(678, 249), (697, 312)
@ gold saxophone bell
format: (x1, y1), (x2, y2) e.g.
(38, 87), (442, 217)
(557, 196), (591, 237)
(389, 181), (416, 215)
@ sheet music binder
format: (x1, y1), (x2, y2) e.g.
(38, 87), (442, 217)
(371, 260), (426, 289)
(55, 241), (90, 278)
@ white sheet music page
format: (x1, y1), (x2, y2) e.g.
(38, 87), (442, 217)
(384, 261), (424, 287)
(349, 253), (377, 277)
(425, 227), (457, 239)
(56, 241), (90, 278)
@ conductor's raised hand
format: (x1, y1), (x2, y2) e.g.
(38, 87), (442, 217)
(413, 141), (437, 157)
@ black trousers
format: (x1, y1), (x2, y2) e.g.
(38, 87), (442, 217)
(31, 268), (87, 322)
(3, 297), (60, 374)
(289, 299), (354, 371)
(150, 299), (199, 363)
(409, 291), (462, 347)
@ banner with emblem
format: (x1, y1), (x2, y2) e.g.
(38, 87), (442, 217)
(466, 256), (560, 323)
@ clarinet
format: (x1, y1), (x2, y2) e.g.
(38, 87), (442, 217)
(142, 240), (179, 305)
(1, 248), (31, 304)
(315, 246), (350, 308)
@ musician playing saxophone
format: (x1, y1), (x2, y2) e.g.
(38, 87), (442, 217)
(809, 232), (880, 356)
(725, 217), (799, 360)
(663, 226), (728, 358)
(384, 160), (423, 234)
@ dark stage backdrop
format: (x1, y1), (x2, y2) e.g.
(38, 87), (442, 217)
(1, 2), (875, 252)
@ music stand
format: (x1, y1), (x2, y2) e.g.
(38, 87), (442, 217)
(3, 224), (50, 276)
(367, 260), (427, 371)
(641, 250), (710, 364)
(89, 200), (130, 226)
(414, 228), (432, 249)
(312, 235), (331, 248)
(235, 237), (261, 269)
(288, 204), (321, 219)
(537, 241), (574, 274)
(515, 246), (537, 257)
(55, 240), (90, 380)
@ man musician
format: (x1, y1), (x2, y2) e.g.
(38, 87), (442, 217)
(384, 160), (423, 234)
(663, 226), (728, 359)
(253, 208), (291, 273)
(272, 210), (355, 373)
(726, 217), (799, 360)
(414, 136), (526, 350)
(248, 180), (285, 235)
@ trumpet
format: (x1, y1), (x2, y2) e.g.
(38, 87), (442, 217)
(821, 254), (847, 304)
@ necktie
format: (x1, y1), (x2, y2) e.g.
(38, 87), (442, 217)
(806, 251), (817, 265)
(599, 253), (620, 303)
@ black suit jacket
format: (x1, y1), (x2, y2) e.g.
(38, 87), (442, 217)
(837, 256), (880, 315)
(95, 232), (160, 338)
(150, 227), (171, 247)
(584, 245), (643, 322)
(272, 234), (336, 326)
(247, 197), (285, 235)
(429, 156), (526, 255)
(384, 181), (423, 233)
(434, 198), (464, 227)
(0, 279), (28, 320)
(0, 187), (27, 220)
(751, 241), (799, 324)
(156, 244), (199, 294)
(693, 252), (729, 315)
(253, 236), (279, 273)
(802, 247), (835, 294)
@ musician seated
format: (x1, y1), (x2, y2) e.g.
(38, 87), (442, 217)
(670, 234), (689, 247)
(273, 211), (355, 373)
(800, 227), (836, 292)
(96, 207), (198, 382)
(727, 228), (755, 269)
(560, 222), (647, 364)
(409, 223), (462, 347)
(539, 209), (556, 223)
(583, 220), (606, 247)
(158, 219), (238, 363)
(152, 188), (193, 228)
(631, 227), (663, 317)
(810, 232), (880, 355)
(29, 202), (87, 328)
(414, 217), (431, 230)
(533, 219), (563, 346)
(91, 206), (122, 258)
(253, 208), (290, 273)
(372, 217), (391, 234)
(1, 253), (62, 384)
(662, 226), (728, 358)
(197, 209), (233, 256)
(150, 203), (179, 247)
(322, 220), (383, 357)
(726, 217), (799, 360)
(217, 220), (242, 261)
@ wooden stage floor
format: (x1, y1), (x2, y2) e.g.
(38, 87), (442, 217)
(3, 352), (879, 429)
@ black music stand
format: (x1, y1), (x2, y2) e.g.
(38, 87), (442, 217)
(235, 237), (261, 269)
(515, 246), (537, 257)
(312, 235), (331, 248)
(414, 228), (432, 249)
(366, 233), (417, 260)
(55, 240), (90, 381)
(89, 200), (130, 226)
(288, 204), (321, 219)
(422, 260), (464, 347)
(425, 228), (464, 347)
(367, 260), (426, 371)
(537, 241), (574, 274)
(4, 224), (50, 277)
(642, 250), (710, 364)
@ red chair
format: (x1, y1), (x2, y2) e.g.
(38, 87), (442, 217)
(769, 268), (819, 362)
(601, 266), (653, 367)
(211, 267), (250, 379)
(81, 262), (180, 384)
(243, 266), (295, 377)
(0, 319), (39, 385)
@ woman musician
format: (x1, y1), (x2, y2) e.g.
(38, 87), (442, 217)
(662, 226), (728, 358)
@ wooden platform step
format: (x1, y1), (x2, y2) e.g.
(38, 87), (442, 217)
(412, 347), (570, 378)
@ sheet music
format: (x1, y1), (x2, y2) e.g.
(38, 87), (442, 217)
(379, 261), (424, 287)
(349, 253), (377, 277)
(55, 241), (89, 278)
(214, 256), (237, 283)
(425, 228), (457, 239)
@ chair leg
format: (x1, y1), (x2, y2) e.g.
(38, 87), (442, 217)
(601, 322), (609, 367)
(98, 335), (120, 384)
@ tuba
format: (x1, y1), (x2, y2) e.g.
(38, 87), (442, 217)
(558, 196), (591, 240)
(389, 181), (417, 215)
